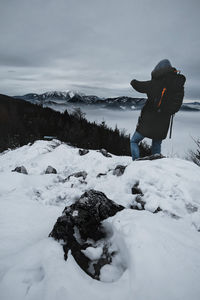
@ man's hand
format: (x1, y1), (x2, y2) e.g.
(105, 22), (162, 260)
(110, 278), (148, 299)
(130, 79), (136, 87)
(130, 79), (150, 93)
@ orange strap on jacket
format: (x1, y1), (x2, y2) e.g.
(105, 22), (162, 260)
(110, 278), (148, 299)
(174, 69), (180, 74)
(158, 88), (167, 107)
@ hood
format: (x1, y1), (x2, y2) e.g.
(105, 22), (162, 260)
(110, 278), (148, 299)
(151, 59), (173, 79)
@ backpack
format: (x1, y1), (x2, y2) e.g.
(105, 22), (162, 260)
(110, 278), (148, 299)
(154, 72), (186, 115)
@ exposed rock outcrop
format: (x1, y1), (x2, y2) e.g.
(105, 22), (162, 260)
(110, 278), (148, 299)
(49, 189), (124, 280)
(12, 166), (28, 174)
(130, 181), (145, 210)
(131, 181), (143, 196)
(134, 195), (146, 210)
(45, 166), (57, 174)
(96, 172), (107, 178)
(136, 154), (166, 161)
(113, 165), (127, 176)
(67, 171), (87, 181)
(79, 149), (89, 156)
(98, 149), (112, 158)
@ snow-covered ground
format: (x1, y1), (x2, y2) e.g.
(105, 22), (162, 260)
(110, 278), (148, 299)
(0, 140), (200, 300)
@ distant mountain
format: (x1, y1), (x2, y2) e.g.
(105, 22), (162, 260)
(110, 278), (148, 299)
(181, 102), (200, 111)
(14, 91), (147, 110)
(14, 91), (200, 111)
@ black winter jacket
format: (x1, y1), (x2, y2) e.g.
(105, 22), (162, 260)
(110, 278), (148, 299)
(131, 69), (185, 140)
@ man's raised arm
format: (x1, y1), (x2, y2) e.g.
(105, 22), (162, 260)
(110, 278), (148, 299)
(130, 79), (151, 94)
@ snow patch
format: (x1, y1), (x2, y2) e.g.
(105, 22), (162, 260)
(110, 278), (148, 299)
(82, 246), (103, 260)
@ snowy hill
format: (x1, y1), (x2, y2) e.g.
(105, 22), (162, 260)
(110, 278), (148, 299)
(0, 140), (200, 300)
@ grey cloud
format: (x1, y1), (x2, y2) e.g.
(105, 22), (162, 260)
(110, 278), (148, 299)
(0, 0), (199, 99)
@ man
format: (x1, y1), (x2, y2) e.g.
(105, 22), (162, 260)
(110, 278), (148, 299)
(130, 59), (186, 160)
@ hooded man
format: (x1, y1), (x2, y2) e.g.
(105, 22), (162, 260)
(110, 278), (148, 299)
(130, 59), (186, 160)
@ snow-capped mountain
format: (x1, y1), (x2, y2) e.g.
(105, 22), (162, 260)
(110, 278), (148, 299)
(15, 90), (87, 103)
(14, 91), (200, 111)
(14, 91), (146, 109)
(0, 139), (200, 300)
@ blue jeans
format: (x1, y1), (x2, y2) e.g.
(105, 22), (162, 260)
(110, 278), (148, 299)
(130, 131), (162, 161)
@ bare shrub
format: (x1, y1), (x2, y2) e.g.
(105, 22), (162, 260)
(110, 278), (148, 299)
(188, 138), (200, 166)
(139, 141), (152, 157)
(71, 107), (86, 120)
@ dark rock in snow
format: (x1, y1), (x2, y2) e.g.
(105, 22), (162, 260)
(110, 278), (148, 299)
(130, 197), (145, 210)
(96, 172), (107, 178)
(79, 179), (87, 184)
(136, 153), (166, 161)
(79, 149), (89, 156)
(49, 189), (124, 280)
(98, 149), (112, 158)
(131, 181), (143, 196)
(154, 207), (162, 213)
(45, 165), (57, 174)
(135, 195), (146, 209)
(130, 181), (145, 210)
(113, 165), (127, 176)
(67, 171), (87, 181)
(12, 166), (28, 174)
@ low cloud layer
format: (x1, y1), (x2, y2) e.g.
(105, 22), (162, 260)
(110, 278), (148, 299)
(0, 0), (199, 99)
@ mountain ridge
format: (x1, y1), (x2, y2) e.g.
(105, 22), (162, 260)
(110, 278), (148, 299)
(14, 91), (146, 109)
(14, 90), (200, 111)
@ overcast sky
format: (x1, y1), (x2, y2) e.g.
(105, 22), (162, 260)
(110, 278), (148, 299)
(0, 0), (199, 99)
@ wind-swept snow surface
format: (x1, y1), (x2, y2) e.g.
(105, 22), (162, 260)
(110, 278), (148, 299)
(0, 140), (200, 300)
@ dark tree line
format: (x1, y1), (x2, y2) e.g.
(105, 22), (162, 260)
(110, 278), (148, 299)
(0, 94), (132, 155)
